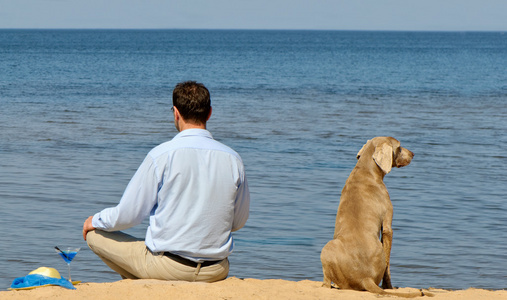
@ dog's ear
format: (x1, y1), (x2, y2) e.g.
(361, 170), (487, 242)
(373, 142), (393, 174)
(356, 140), (371, 160)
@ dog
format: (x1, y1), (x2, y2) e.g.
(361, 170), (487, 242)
(320, 137), (420, 297)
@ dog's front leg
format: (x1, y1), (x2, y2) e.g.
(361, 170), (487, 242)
(381, 211), (394, 289)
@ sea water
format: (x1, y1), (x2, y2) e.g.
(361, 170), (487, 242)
(0, 29), (506, 290)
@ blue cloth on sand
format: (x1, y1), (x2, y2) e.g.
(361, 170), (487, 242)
(11, 274), (76, 290)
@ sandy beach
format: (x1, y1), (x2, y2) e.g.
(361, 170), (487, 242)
(2, 277), (506, 300)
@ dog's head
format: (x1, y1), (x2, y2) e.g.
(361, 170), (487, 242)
(356, 137), (414, 174)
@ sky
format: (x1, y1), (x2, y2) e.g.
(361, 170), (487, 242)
(0, 0), (506, 31)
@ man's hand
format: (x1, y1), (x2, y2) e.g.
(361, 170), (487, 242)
(83, 216), (96, 241)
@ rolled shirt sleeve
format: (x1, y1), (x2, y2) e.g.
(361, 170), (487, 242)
(232, 175), (250, 232)
(92, 155), (160, 232)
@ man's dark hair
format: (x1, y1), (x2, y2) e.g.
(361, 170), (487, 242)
(172, 81), (211, 125)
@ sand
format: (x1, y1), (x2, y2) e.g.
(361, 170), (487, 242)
(2, 277), (506, 300)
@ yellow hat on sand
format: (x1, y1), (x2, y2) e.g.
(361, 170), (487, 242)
(29, 267), (62, 279)
(10, 267), (76, 290)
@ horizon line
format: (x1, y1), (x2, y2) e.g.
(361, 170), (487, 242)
(1, 27), (506, 33)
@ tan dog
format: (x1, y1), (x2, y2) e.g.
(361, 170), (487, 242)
(321, 137), (420, 297)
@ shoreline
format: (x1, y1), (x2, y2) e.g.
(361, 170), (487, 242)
(2, 277), (506, 299)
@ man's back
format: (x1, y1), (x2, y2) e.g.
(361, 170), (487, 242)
(146, 129), (249, 261)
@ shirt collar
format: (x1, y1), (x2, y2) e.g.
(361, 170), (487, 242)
(173, 128), (214, 140)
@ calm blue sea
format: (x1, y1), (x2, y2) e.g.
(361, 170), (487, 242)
(1, 29), (506, 291)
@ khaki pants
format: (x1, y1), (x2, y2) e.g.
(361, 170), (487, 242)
(86, 230), (229, 282)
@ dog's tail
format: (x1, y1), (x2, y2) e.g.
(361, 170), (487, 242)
(362, 279), (423, 298)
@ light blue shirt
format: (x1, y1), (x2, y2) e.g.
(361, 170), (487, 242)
(92, 129), (250, 262)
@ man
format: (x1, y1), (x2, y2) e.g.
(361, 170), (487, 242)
(82, 81), (250, 282)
